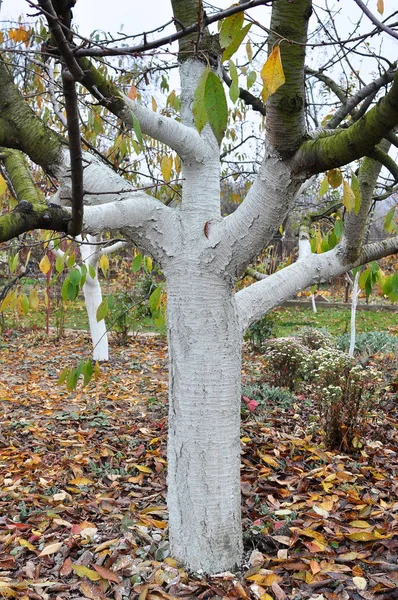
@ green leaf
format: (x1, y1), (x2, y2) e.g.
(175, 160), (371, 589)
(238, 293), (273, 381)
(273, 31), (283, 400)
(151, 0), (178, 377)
(358, 269), (369, 291)
(229, 82), (240, 103)
(55, 254), (64, 273)
(229, 59), (238, 86)
(130, 111), (143, 145)
(333, 219), (343, 239)
(69, 268), (81, 286)
(384, 205), (396, 233)
(21, 294), (29, 315)
(88, 264), (96, 279)
(58, 367), (69, 385)
(75, 360), (86, 378)
(204, 71), (228, 145)
(192, 67), (210, 134)
(222, 23), (252, 62)
(132, 252), (143, 273)
(67, 252), (75, 268)
(219, 12), (244, 49)
(107, 293), (115, 309)
(66, 368), (78, 392)
(83, 360), (93, 387)
(247, 70), (256, 89)
(370, 261), (379, 274)
(149, 286), (162, 314)
(96, 298), (108, 322)
(319, 176), (329, 197)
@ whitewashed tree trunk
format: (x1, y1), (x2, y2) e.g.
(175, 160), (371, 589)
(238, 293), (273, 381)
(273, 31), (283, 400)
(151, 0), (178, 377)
(166, 269), (242, 573)
(349, 270), (361, 356)
(79, 236), (109, 362)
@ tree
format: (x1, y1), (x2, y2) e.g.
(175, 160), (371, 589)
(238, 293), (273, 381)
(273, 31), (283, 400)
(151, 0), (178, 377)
(0, 0), (397, 574)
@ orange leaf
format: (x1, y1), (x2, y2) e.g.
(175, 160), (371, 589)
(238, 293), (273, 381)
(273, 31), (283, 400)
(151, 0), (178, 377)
(92, 564), (120, 583)
(128, 82), (137, 101)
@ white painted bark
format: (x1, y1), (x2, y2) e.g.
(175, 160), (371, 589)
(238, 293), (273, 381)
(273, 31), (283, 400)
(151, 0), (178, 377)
(165, 267), (242, 574)
(349, 270), (360, 356)
(50, 234), (125, 361)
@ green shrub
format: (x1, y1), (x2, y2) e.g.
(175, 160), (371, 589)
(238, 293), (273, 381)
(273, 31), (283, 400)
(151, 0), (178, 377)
(302, 347), (381, 451)
(245, 314), (276, 350)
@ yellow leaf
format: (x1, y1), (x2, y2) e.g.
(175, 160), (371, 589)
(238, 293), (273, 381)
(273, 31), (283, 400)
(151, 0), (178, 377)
(29, 289), (40, 311)
(377, 0), (384, 14)
(349, 520), (372, 528)
(133, 464), (153, 474)
(345, 531), (381, 541)
(259, 453), (280, 468)
(0, 291), (14, 311)
(260, 45), (285, 103)
(174, 155), (181, 174)
(38, 541), (64, 556)
(69, 477), (94, 486)
(246, 40), (253, 63)
(99, 253), (109, 276)
(164, 557), (178, 567)
(39, 254), (51, 275)
(94, 538), (119, 553)
(343, 179), (356, 212)
(161, 156), (173, 182)
(19, 538), (36, 551)
(44, 290), (49, 309)
(71, 563), (101, 581)
(152, 96), (157, 112)
(0, 175), (7, 195)
(259, 595), (273, 600)
(327, 168), (343, 188)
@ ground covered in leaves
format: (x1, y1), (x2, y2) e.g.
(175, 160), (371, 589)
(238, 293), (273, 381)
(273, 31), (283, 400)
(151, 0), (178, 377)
(1, 330), (398, 600)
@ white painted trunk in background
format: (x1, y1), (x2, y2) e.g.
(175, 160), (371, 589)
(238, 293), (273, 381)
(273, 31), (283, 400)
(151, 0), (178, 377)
(165, 268), (243, 574)
(82, 276), (108, 362)
(79, 236), (109, 362)
(349, 271), (360, 357)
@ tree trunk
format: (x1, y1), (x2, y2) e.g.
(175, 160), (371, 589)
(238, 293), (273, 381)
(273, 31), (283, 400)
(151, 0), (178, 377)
(166, 268), (243, 573)
(82, 276), (108, 362)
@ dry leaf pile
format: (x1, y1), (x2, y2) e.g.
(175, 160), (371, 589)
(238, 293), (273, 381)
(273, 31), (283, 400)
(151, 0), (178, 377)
(0, 330), (398, 600)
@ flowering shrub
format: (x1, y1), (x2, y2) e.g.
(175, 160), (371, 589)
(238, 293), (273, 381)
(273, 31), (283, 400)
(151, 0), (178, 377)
(296, 327), (335, 351)
(263, 338), (309, 389)
(302, 347), (381, 450)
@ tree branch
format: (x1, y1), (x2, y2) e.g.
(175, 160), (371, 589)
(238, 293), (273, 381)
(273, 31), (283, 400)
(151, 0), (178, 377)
(353, 0), (398, 42)
(293, 71), (398, 175)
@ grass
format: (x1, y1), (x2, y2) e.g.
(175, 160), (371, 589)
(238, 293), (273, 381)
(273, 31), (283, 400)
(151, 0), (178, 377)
(271, 305), (396, 337)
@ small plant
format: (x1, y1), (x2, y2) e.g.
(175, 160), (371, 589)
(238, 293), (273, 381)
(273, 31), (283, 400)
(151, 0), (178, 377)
(295, 327), (334, 350)
(337, 331), (398, 356)
(302, 347), (381, 451)
(109, 291), (141, 343)
(245, 314), (276, 350)
(262, 338), (309, 389)
(242, 382), (296, 408)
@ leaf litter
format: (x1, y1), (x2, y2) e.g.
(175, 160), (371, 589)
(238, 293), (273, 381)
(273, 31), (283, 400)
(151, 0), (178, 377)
(0, 330), (398, 599)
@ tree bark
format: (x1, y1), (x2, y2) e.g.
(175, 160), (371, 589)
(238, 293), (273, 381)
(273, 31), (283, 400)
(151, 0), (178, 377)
(166, 268), (242, 573)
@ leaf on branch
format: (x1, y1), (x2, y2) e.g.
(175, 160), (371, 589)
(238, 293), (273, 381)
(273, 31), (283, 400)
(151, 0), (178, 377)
(161, 156), (173, 182)
(222, 23), (252, 62)
(327, 168), (342, 188)
(377, 0), (384, 14)
(128, 82), (137, 101)
(319, 176), (329, 197)
(342, 179), (356, 212)
(204, 71), (228, 145)
(219, 12), (244, 49)
(246, 40), (253, 63)
(260, 45), (285, 103)
(130, 111), (143, 146)
(39, 254), (51, 275)
(99, 253), (109, 277)
(384, 205), (396, 232)
(132, 252), (143, 273)
(96, 298), (108, 322)
(193, 67), (210, 134)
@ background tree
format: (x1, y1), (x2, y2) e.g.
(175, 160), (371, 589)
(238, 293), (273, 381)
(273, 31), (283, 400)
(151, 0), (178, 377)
(0, 0), (397, 574)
